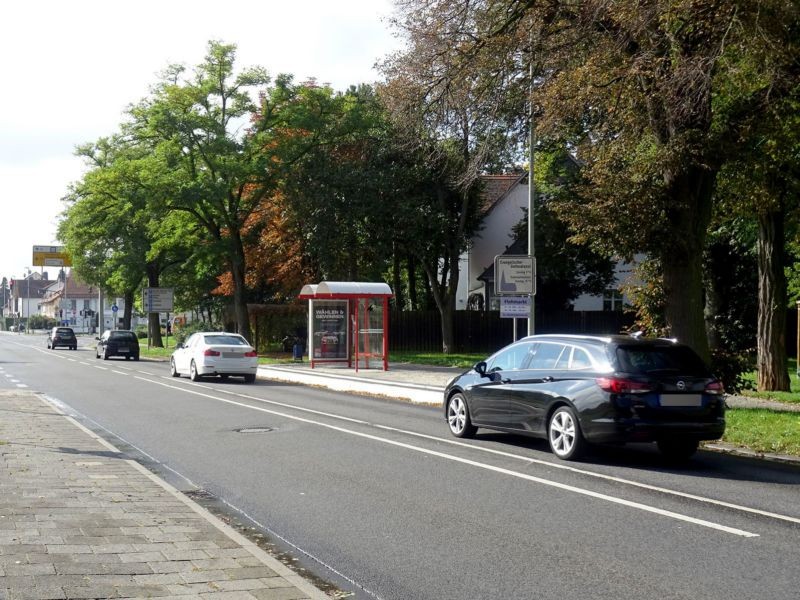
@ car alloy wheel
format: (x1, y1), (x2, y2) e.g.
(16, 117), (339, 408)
(190, 361), (200, 381)
(446, 393), (476, 438)
(170, 358), (180, 377)
(244, 374), (256, 383)
(548, 406), (585, 460)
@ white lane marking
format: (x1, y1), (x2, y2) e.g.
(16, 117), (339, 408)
(19, 344), (796, 528)
(111, 370), (128, 376)
(94, 366), (108, 371)
(184, 379), (800, 527)
(136, 376), (758, 537)
(16, 384), (28, 388)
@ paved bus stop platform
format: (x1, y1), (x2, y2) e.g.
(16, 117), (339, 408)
(257, 363), (464, 405)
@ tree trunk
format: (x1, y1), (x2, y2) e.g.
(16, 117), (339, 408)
(392, 244), (403, 310)
(123, 289), (134, 331)
(230, 231), (252, 342)
(756, 207), (789, 391)
(662, 258), (708, 359)
(145, 263), (163, 348)
(440, 302), (455, 354)
(407, 255), (418, 310)
(660, 166), (716, 363)
(421, 258), (457, 354)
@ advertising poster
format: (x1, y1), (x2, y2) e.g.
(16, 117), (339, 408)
(311, 300), (348, 360)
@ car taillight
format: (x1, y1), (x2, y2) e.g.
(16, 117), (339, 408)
(204, 349), (221, 356)
(704, 380), (724, 395)
(244, 351), (257, 357)
(596, 377), (654, 394)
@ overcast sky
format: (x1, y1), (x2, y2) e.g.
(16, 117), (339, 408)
(0, 0), (401, 281)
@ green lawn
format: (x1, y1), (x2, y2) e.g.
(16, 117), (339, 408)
(740, 359), (800, 404)
(722, 408), (800, 456)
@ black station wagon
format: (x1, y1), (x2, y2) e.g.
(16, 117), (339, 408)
(443, 334), (725, 461)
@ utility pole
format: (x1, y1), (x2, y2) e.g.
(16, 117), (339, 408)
(527, 29), (536, 336)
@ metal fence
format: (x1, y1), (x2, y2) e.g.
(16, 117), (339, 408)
(389, 310), (634, 353)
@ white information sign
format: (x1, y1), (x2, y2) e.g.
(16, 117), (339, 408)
(142, 287), (174, 313)
(495, 255), (535, 296)
(500, 296), (531, 319)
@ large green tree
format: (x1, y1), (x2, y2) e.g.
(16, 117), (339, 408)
(387, 0), (800, 362)
(129, 42), (341, 341)
(127, 42), (269, 342)
(60, 135), (199, 343)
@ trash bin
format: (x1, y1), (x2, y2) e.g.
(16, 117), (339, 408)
(292, 343), (303, 362)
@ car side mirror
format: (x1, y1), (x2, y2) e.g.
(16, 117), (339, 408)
(176, 343), (184, 349)
(95, 337), (100, 341)
(474, 361), (488, 377)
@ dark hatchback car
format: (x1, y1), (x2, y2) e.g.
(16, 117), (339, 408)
(47, 327), (77, 350)
(443, 334), (725, 461)
(96, 330), (140, 361)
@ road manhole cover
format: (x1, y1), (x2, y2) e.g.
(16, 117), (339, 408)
(234, 427), (274, 433)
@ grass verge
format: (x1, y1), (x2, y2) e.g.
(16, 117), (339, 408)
(740, 359), (800, 404)
(722, 408), (800, 456)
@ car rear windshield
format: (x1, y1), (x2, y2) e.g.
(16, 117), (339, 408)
(615, 345), (710, 377)
(56, 328), (74, 335)
(204, 335), (248, 346)
(110, 332), (137, 341)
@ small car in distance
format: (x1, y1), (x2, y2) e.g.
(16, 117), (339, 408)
(443, 334), (725, 461)
(47, 327), (77, 350)
(96, 330), (140, 360)
(170, 332), (258, 383)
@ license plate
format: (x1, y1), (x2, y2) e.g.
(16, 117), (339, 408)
(222, 352), (242, 359)
(659, 394), (702, 407)
(119, 348), (129, 353)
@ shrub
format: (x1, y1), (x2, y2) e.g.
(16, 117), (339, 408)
(710, 349), (754, 395)
(173, 320), (222, 345)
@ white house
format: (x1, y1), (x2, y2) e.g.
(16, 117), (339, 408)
(456, 174), (528, 310)
(456, 174), (643, 312)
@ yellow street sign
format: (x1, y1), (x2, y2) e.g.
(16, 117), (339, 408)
(32, 245), (72, 267)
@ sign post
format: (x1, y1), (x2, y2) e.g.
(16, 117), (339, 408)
(495, 255), (536, 342)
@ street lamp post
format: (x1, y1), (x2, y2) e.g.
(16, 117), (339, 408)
(25, 270), (30, 334)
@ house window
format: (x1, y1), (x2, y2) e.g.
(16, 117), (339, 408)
(603, 289), (624, 312)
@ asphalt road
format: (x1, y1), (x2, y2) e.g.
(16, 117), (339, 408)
(2, 333), (799, 600)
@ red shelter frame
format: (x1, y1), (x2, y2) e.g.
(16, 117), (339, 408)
(299, 282), (393, 371)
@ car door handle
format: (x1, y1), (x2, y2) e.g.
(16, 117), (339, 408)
(541, 376), (554, 382)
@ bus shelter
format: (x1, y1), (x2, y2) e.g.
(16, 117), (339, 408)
(298, 282), (393, 371)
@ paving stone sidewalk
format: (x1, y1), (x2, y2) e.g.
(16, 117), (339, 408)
(0, 390), (328, 600)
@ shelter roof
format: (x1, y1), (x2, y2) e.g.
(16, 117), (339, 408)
(299, 281), (393, 299)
